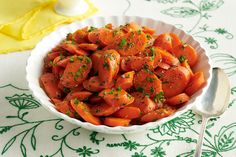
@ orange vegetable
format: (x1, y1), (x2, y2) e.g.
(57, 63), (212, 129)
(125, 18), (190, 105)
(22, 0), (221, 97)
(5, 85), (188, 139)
(55, 101), (76, 118)
(65, 91), (92, 101)
(104, 117), (131, 127)
(167, 93), (190, 106)
(113, 107), (141, 119)
(154, 33), (172, 52)
(90, 102), (120, 116)
(83, 76), (114, 92)
(70, 99), (101, 125)
(181, 59), (194, 77)
(69, 27), (89, 44)
(78, 43), (98, 51)
(142, 26), (155, 35)
(158, 47), (179, 66)
(160, 66), (191, 98)
(185, 71), (205, 96)
(172, 44), (198, 67)
(60, 40), (89, 56)
(40, 73), (62, 99)
(115, 71), (135, 90)
(170, 33), (182, 49)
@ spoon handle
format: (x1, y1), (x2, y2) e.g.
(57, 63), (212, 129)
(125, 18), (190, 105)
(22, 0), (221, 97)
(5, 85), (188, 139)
(194, 116), (208, 157)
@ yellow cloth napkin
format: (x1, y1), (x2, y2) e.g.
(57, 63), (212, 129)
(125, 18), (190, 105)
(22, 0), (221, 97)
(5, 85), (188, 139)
(0, 0), (97, 54)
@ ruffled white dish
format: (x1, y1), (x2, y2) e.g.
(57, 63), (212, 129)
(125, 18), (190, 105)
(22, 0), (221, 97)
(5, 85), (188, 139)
(26, 16), (212, 134)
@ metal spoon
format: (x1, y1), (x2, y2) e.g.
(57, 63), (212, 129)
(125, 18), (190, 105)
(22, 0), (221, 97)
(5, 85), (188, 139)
(193, 68), (230, 157)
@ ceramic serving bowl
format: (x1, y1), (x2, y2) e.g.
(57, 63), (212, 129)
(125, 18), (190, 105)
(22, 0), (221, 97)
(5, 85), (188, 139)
(26, 16), (212, 134)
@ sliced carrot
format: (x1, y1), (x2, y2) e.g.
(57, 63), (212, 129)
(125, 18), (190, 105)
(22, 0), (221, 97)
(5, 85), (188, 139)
(185, 71), (205, 96)
(55, 101), (75, 118)
(142, 26), (155, 35)
(154, 33), (172, 52)
(158, 47), (179, 66)
(140, 106), (176, 123)
(154, 68), (167, 78)
(98, 50), (120, 85)
(51, 98), (62, 104)
(60, 55), (92, 88)
(170, 33), (181, 49)
(115, 71), (135, 90)
(70, 27), (89, 44)
(104, 117), (131, 127)
(40, 73), (62, 99)
(89, 95), (103, 104)
(113, 107), (141, 119)
(172, 44), (198, 67)
(128, 92), (158, 114)
(121, 22), (141, 33)
(70, 99), (101, 125)
(105, 23), (113, 30)
(99, 88), (134, 106)
(120, 56), (154, 72)
(88, 28), (114, 46)
(83, 76), (114, 92)
(47, 51), (61, 61)
(181, 59), (194, 77)
(167, 93), (190, 106)
(160, 66), (191, 98)
(90, 102), (120, 116)
(139, 47), (162, 68)
(78, 43), (98, 51)
(57, 57), (71, 68)
(64, 91), (92, 101)
(134, 69), (162, 98)
(60, 40), (89, 56)
(91, 50), (103, 73)
(158, 62), (170, 70)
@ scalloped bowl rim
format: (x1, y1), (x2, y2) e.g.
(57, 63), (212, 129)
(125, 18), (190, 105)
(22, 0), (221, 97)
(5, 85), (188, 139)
(26, 16), (212, 134)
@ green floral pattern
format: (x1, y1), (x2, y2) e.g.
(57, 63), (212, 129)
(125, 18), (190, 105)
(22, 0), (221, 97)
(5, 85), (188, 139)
(1, 0), (236, 156)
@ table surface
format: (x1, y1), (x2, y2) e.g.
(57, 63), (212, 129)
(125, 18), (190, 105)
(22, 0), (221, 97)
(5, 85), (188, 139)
(1, 0), (236, 157)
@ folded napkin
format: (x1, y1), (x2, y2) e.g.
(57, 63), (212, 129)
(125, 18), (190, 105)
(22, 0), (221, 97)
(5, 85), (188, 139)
(0, 0), (97, 54)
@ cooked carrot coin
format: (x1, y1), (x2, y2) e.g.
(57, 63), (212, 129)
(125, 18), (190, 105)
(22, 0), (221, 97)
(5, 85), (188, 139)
(83, 76), (113, 92)
(121, 22), (141, 33)
(56, 57), (70, 68)
(90, 51), (103, 73)
(78, 43), (98, 51)
(55, 101), (76, 118)
(160, 66), (191, 98)
(40, 73), (62, 99)
(142, 26), (155, 35)
(158, 47), (179, 66)
(91, 102), (120, 116)
(170, 33), (181, 49)
(113, 107), (141, 119)
(99, 88), (134, 106)
(69, 27), (89, 44)
(88, 28), (114, 46)
(181, 59), (194, 77)
(134, 69), (162, 98)
(104, 117), (131, 127)
(89, 95), (103, 104)
(98, 50), (120, 85)
(140, 47), (162, 68)
(60, 55), (92, 88)
(172, 44), (198, 67)
(70, 99), (101, 125)
(185, 71), (205, 96)
(128, 92), (158, 114)
(115, 71), (135, 90)
(167, 93), (190, 106)
(64, 91), (92, 101)
(140, 107), (176, 123)
(154, 33), (172, 52)
(60, 40), (89, 56)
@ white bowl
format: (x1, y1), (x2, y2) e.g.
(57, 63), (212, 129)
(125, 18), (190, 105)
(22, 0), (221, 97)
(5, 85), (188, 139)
(26, 16), (212, 134)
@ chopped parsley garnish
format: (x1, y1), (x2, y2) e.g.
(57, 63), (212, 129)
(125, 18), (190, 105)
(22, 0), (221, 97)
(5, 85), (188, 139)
(150, 47), (155, 61)
(49, 61), (54, 66)
(70, 57), (74, 62)
(74, 98), (79, 105)
(137, 87), (144, 93)
(126, 93), (132, 99)
(113, 30), (118, 37)
(146, 34), (151, 39)
(88, 26), (96, 32)
(154, 91), (165, 103)
(179, 55), (186, 63)
(128, 43), (134, 48)
(63, 87), (70, 93)
(117, 86), (122, 92)
(137, 30), (142, 34)
(119, 38), (127, 49)
(150, 87), (155, 93)
(146, 77), (155, 82)
(103, 62), (109, 69)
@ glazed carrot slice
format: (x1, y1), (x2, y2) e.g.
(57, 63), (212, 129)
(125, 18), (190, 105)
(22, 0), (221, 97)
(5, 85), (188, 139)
(120, 56), (154, 72)
(154, 68), (167, 78)
(83, 76), (108, 92)
(90, 50), (103, 73)
(60, 40), (89, 56)
(105, 23), (113, 30)
(154, 33), (172, 52)
(170, 33), (181, 49)
(113, 107), (141, 119)
(51, 98), (62, 104)
(140, 47), (162, 68)
(104, 117), (131, 127)
(172, 44), (198, 67)
(47, 51), (61, 61)
(115, 71), (135, 90)
(88, 28), (114, 46)
(160, 66), (191, 98)
(158, 62), (170, 70)
(158, 47), (179, 66)
(69, 26), (89, 44)
(99, 88), (134, 106)
(78, 43), (98, 51)
(70, 99), (101, 125)
(55, 101), (75, 118)
(128, 92), (158, 114)
(134, 69), (162, 98)
(181, 59), (194, 77)
(120, 31), (147, 56)
(142, 26), (155, 35)
(64, 91), (92, 101)
(56, 57), (70, 68)
(121, 22), (141, 33)
(185, 71), (205, 96)
(89, 95), (103, 104)
(167, 93), (190, 106)
(40, 73), (62, 99)
(90, 102), (120, 116)
(140, 107), (176, 123)
(98, 50), (120, 85)
(60, 55), (92, 88)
